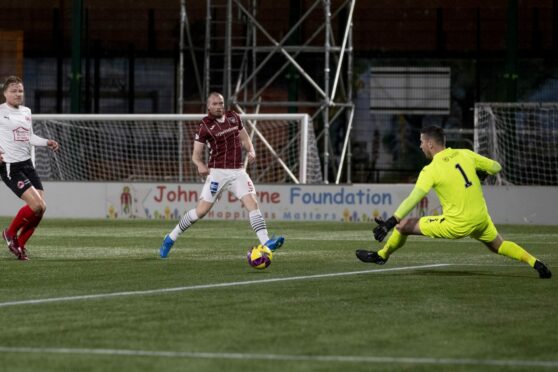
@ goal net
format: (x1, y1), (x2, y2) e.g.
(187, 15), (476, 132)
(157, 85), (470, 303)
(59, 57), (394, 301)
(32, 113), (323, 184)
(474, 103), (558, 185)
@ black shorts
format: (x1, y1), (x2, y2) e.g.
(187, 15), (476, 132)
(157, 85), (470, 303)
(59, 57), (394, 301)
(0, 159), (43, 198)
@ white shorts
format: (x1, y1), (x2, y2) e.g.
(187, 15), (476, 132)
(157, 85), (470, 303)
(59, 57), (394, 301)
(200, 168), (256, 203)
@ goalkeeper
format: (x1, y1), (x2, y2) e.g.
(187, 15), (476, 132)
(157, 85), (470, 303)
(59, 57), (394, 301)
(356, 126), (551, 279)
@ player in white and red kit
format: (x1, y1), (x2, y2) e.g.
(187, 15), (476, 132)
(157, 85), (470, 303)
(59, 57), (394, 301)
(159, 92), (284, 258)
(0, 76), (59, 260)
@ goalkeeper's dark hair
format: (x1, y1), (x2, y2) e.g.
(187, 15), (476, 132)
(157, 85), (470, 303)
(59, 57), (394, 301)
(420, 126), (446, 146)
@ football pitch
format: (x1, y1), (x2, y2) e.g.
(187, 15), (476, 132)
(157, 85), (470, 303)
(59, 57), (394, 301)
(0, 218), (556, 371)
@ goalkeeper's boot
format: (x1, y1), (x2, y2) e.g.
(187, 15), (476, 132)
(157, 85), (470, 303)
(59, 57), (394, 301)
(159, 235), (175, 258)
(265, 235), (284, 252)
(534, 260), (552, 279)
(355, 249), (387, 265)
(3, 229), (22, 259)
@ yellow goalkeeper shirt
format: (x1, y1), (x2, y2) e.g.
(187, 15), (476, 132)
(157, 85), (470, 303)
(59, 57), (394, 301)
(413, 148), (501, 224)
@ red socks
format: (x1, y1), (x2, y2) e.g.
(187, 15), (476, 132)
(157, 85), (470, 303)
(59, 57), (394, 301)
(18, 213), (43, 246)
(7, 205), (36, 237)
(7, 205), (43, 246)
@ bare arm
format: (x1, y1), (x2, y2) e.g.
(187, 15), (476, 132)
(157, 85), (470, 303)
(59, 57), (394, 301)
(192, 141), (209, 177)
(238, 128), (255, 164)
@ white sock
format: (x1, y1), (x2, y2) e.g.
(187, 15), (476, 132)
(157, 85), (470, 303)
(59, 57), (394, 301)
(170, 209), (199, 241)
(249, 209), (269, 245)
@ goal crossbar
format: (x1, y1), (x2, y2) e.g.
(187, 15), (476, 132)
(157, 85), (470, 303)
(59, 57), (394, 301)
(32, 113), (321, 184)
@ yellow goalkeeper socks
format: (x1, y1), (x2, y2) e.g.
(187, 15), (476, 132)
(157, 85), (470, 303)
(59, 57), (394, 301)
(378, 229), (407, 260)
(497, 241), (537, 267)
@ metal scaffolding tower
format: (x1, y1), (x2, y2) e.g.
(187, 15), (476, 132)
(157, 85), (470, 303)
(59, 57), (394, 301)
(180, 0), (356, 183)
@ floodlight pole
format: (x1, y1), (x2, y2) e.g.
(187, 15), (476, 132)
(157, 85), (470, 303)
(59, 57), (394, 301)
(225, 0), (233, 104)
(203, 0), (211, 100)
(346, 11), (354, 184)
(178, 0), (186, 181)
(323, 0), (331, 184)
(70, 0), (83, 113)
(184, 3), (203, 102)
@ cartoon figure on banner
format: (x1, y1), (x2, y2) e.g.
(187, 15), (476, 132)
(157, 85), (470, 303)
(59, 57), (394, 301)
(371, 209), (388, 221)
(107, 205), (117, 219)
(121, 186), (132, 216)
(342, 208), (351, 222)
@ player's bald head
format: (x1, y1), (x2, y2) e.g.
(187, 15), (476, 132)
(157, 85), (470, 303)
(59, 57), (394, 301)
(207, 92), (223, 103)
(207, 92), (225, 117)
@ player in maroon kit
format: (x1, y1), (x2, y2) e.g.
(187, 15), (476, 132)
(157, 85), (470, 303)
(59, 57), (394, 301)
(159, 92), (284, 258)
(0, 76), (59, 260)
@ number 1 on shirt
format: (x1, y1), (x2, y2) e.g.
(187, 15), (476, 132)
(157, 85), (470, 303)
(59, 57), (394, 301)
(455, 163), (473, 188)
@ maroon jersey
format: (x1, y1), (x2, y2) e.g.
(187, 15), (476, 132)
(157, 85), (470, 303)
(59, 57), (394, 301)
(195, 111), (244, 169)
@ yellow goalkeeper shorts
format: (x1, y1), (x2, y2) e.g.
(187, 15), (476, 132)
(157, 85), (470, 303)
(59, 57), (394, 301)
(419, 214), (498, 243)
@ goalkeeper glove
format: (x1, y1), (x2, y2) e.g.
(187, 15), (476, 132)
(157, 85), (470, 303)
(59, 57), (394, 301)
(373, 216), (398, 242)
(476, 170), (489, 182)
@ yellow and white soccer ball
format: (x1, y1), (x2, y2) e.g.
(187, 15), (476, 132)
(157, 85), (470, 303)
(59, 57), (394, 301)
(246, 244), (273, 269)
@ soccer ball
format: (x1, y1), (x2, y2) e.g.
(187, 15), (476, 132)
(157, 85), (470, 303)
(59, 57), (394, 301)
(247, 244), (273, 269)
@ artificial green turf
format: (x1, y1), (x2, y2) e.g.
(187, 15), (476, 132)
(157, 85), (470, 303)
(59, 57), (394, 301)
(0, 218), (556, 371)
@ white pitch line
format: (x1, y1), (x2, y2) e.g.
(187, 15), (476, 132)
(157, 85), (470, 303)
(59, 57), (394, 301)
(0, 346), (557, 368)
(0, 264), (448, 308)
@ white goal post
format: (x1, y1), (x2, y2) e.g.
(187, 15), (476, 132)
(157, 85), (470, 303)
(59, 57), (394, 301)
(32, 113), (323, 184)
(474, 102), (558, 185)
